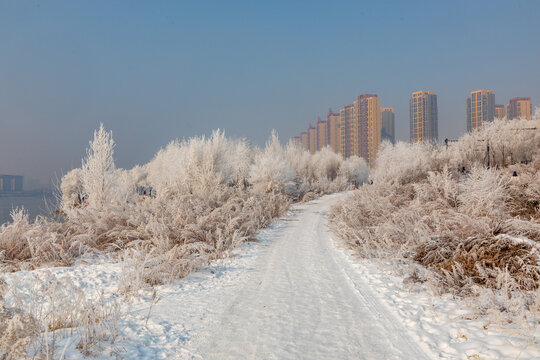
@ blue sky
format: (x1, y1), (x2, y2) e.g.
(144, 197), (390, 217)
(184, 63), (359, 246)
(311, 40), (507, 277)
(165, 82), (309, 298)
(1, 0), (539, 187)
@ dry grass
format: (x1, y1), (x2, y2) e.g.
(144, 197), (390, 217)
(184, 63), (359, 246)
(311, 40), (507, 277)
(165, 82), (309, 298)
(0, 127), (365, 274)
(0, 272), (122, 359)
(330, 117), (540, 319)
(0, 125), (369, 357)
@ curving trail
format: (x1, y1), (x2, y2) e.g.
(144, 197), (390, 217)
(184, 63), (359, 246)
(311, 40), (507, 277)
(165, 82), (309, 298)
(196, 194), (430, 360)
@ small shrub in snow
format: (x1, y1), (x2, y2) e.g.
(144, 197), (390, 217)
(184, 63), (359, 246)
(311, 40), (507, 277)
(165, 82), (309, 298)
(0, 273), (121, 358)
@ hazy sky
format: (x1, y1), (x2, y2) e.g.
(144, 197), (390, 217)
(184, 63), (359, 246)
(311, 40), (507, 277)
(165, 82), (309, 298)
(1, 0), (539, 188)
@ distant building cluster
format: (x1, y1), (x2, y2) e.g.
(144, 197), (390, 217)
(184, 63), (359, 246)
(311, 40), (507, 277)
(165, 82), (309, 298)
(467, 91), (532, 131)
(293, 90), (533, 167)
(0, 175), (23, 193)
(293, 94), (394, 168)
(507, 97), (532, 121)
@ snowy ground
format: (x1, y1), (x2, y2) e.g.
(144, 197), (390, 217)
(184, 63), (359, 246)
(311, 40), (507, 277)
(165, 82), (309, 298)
(3, 192), (540, 359)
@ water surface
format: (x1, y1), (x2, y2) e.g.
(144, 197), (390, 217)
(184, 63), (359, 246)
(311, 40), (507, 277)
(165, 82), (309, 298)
(0, 194), (56, 225)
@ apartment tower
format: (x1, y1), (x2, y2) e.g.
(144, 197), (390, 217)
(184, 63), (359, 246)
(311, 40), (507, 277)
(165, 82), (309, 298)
(339, 105), (353, 157)
(495, 105), (506, 119)
(467, 90), (495, 132)
(508, 97), (532, 120)
(300, 132), (309, 151)
(381, 107), (395, 144)
(327, 109), (341, 154)
(316, 116), (328, 149)
(308, 124), (317, 154)
(356, 94), (381, 168)
(410, 91), (438, 142)
(293, 136), (301, 148)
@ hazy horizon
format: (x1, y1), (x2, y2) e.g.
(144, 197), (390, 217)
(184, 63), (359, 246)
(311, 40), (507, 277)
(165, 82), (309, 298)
(1, 0), (539, 189)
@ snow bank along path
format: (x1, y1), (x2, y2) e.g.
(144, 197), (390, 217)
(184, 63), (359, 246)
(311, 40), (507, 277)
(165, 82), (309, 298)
(193, 193), (430, 359)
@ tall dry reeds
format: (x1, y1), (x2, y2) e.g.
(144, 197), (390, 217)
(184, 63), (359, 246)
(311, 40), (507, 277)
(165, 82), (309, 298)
(330, 114), (540, 317)
(0, 124), (369, 356)
(0, 125), (368, 274)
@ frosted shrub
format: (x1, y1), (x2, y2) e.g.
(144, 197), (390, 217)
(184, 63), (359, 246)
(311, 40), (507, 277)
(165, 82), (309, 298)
(337, 155), (369, 187)
(0, 303), (39, 360)
(452, 117), (540, 170)
(283, 143), (369, 197)
(372, 141), (435, 186)
(330, 116), (540, 318)
(0, 273), (121, 358)
(1, 124), (365, 275)
(146, 130), (250, 199)
(0, 209), (32, 264)
(250, 131), (295, 194)
(60, 168), (84, 210)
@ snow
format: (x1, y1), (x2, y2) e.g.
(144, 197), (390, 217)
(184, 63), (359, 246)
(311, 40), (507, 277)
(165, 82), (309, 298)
(2, 192), (540, 359)
(337, 257), (540, 359)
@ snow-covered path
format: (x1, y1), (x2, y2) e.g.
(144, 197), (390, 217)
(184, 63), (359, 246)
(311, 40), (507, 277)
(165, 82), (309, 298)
(193, 194), (429, 359)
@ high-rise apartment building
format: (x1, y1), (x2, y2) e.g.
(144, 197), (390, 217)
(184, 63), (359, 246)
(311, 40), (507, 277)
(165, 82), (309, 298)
(338, 95), (382, 167)
(300, 132), (309, 151)
(351, 98), (361, 157)
(293, 95), (382, 165)
(508, 97), (532, 120)
(495, 105), (506, 119)
(340, 105), (353, 157)
(356, 94), (381, 168)
(410, 91), (438, 142)
(308, 124), (317, 154)
(381, 107), (395, 144)
(327, 109), (341, 154)
(293, 136), (301, 148)
(316, 116), (327, 149)
(467, 90), (495, 132)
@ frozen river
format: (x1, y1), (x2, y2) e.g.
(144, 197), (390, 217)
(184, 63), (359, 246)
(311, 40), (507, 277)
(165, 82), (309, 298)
(0, 194), (56, 225)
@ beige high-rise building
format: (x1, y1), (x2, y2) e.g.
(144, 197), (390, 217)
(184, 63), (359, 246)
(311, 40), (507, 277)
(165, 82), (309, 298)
(467, 90), (495, 132)
(381, 107), (395, 144)
(308, 124), (317, 154)
(508, 97), (532, 120)
(410, 91), (438, 142)
(339, 95), (381, 167)
(293, 136), (301, 148)
(340, 105), (353, 157)
(316, 116), (327, 150)
(351, 99), (361, 157)
(327, 109), (341, 154)
(294, 95), (382, 165)
(300, 132), (309, 151)
(357, 94), (382, 168)
(495, 105), (506, 119)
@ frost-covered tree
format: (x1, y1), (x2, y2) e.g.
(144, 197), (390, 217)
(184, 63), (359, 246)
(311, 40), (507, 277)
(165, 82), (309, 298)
(250, 131), (295, 194)
(146, 130), (251, 198)
(337, 155), (369, 187)
(80, 124), (116, 209)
